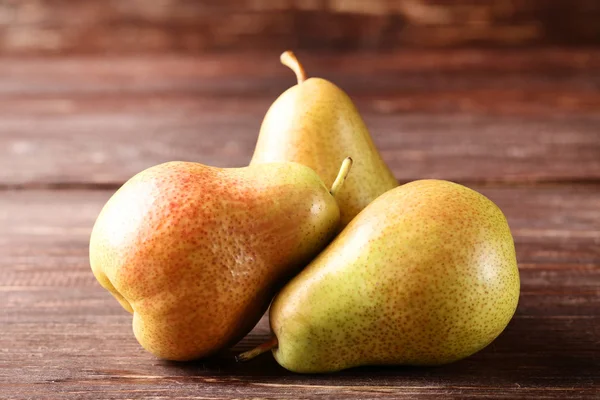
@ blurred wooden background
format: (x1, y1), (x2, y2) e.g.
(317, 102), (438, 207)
(0, 0), (599, 55)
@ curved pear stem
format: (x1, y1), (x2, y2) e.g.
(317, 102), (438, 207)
(235, 336), (278, 363)
(330, 157), (353, 198)
(280, 51), (307, 84)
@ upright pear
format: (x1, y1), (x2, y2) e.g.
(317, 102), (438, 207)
(90, 159), (351, 361)
(251, 51), (397, 227)
(239, 180), (520, 373)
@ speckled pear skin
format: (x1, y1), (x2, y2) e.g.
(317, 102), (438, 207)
(269, 180), (520, 373)
(89, 161), (340, 361)
(251, 77), (398, 227)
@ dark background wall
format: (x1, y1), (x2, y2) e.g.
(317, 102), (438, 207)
(0, 0), (599, 55)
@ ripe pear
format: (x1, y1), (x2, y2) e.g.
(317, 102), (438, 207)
(251, 51), (397, 227)
(238, 180), (520, 373)
(89, 159), (352, 361)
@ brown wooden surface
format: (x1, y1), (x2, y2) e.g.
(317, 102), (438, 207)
(1, 49), (600, 188)
(0, 0), (599, 55)
(1, 49), (599, 399)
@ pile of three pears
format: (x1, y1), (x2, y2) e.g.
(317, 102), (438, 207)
(90, 51), (519, 373)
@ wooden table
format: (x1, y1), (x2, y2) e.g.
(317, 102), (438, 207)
(1, 49), (599, 399)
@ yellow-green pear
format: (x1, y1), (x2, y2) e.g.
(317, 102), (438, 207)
(251, 51), (397, 227)
(89, 159), (352, 361)
(238, 180), (520, 373)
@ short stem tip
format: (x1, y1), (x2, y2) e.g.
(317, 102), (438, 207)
(330, 157), (353, 198)
(280, 50), (307, 84)
(235, 336), (279, 363)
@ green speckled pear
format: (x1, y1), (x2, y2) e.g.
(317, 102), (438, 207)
(239, 180), (520, 373)
(89, 159), (352, 361)
(251, 51), (397, 227)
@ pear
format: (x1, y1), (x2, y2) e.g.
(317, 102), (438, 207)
(251, 51), (397, 227)
(238, 180), (520, 373)
(89, 158), (352, 361)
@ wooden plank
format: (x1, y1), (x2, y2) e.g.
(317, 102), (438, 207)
(0, 51), (599, 187)
(1, 186), (598, 398)
(0, 0), (599, 55)
(1, 296), (598, 399)
(1, 101), (598, 187)
(1, 50), (599, 187)
(0, 50), (598, 96)
(3, 185), (599, 268)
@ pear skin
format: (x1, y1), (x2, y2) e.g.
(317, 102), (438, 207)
(251, 51), (397, 227)
(255, 180), (519, 373)
(90, 161), (347, 361)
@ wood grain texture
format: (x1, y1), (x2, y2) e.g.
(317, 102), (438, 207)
(1, 187), (599, 399)
(1, 50), (599, 187)
(0, 49), (599, 96)
(1, 49), (599, 399)
(0, 0), (599, 55)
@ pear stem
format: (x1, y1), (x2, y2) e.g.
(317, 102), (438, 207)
(330, 157), (353, 198)
(235, 336), (279, 363)
(280, 51), (307, 84)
